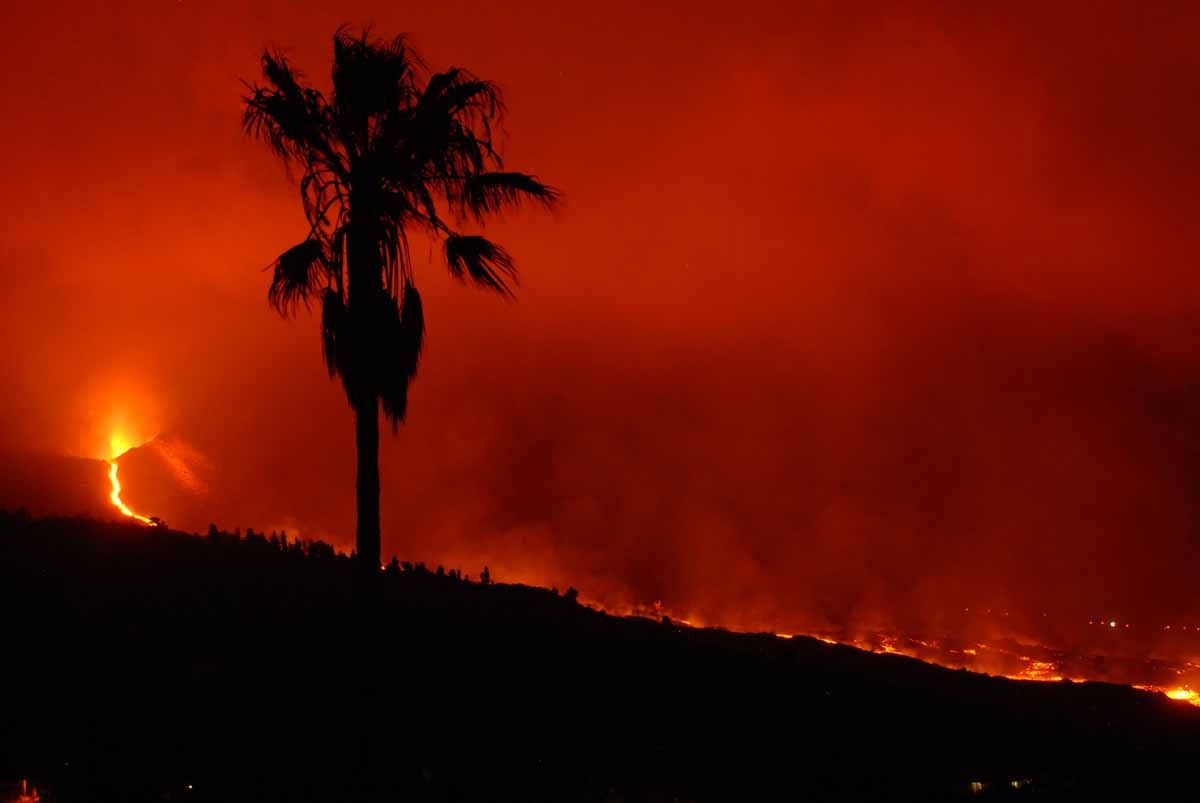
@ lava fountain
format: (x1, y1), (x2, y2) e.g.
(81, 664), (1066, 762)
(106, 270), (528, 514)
(107, 433), (155, 525)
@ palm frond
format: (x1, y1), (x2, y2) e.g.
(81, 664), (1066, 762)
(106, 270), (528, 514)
(242, 51), (332, 166)
(331, 26), (422, 150)
(268, 239), (328, 315)
(320, 288), (348, 379)
(420, 68), (504, 119)
(393, 68), (504, 178)
(444, 234), (517, 296)
(378, 282), (425, 425)
(459, 172), (560, 221)
(396, 282), (425, 378)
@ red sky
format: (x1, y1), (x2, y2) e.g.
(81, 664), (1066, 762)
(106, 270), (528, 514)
(4, 1), (1200, 643)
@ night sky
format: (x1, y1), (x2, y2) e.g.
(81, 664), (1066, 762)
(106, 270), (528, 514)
(4, 1), (1200, 649)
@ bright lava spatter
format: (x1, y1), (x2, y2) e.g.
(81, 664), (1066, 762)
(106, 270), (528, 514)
(107, 434), (155, 525)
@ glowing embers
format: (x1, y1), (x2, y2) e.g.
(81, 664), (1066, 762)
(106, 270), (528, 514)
(1013, 661), (1062, 682)
(12, 779), (41, 803)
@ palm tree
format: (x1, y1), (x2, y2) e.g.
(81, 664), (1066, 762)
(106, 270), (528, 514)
(243, 28), (558, 573)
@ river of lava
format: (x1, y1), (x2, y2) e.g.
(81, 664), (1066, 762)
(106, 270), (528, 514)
(106, 433), (155, 525)
(585, 599), (1200, 707)
(107, 460), (154, 525)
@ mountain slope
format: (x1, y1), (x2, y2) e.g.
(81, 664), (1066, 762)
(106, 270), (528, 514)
(0, 452), (111, 519)
(2, 511), (1197, 802)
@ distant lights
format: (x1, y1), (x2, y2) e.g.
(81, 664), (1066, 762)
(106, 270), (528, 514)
(964, 609), (1200, 634)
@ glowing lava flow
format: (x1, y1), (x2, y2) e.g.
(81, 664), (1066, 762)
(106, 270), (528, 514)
(582, 599), (1200, 708)
(107, 461), (153, 524)
(107, 434), (155, 525)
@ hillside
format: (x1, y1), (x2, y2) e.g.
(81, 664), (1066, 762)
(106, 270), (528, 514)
(0, 454), (112, 521)
(2, 511), (1197, 802)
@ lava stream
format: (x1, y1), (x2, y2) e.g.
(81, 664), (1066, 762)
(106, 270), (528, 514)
(106, 432), (155, 525)
(586, 599), (1200, 707)
(107, 460), (154, 525)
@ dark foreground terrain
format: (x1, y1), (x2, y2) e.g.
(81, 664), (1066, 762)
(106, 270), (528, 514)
(2, 511), (1198, 802)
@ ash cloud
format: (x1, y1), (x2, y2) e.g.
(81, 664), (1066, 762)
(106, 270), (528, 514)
(1, 0), (1200, 659)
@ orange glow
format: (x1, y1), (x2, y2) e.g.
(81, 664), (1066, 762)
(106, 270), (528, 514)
(109, 434), (133, 460)
(108, 461), (153, 525)
(1132, 685), (1200, 706)
(7, 4), (1200, 717)
(576, 596), (1200, 696)
(107, 433), (155, 526)
(14, 779), (41, 803)
(1165, 688), (1199, 705)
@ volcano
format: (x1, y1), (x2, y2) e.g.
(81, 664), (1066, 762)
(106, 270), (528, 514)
(109, 434), (213, 529)
(0, 434), (212, 530)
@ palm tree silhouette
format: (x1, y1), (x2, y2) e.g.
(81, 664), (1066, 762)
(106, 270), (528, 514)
(243, 27), (558, 572)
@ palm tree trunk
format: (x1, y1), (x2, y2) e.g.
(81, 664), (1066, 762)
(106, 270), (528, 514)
(354, 392), (381, 572)
(346, 207), (382, 576)
(352, 390), (383, 802)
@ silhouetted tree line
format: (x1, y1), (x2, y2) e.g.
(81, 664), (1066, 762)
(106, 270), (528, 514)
(204, 522), (342, 561)
(199, 520), (504, 589)
(4, 508), (1200, 803)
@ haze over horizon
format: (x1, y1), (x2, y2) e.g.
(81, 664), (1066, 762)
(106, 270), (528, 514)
(4, 0), (1200, 651)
